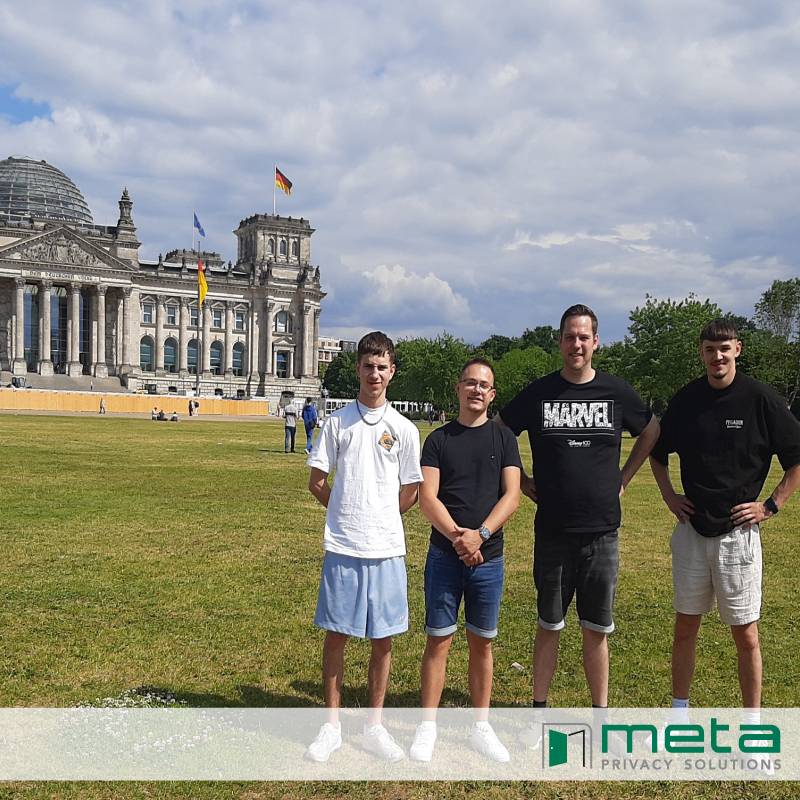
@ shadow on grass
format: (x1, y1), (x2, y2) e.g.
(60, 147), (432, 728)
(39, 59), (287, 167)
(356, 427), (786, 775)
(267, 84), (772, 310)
(169, 683), (472, 708)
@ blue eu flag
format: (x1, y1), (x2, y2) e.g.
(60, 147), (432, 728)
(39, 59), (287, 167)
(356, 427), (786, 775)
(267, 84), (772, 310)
(193, 212), (206, 238)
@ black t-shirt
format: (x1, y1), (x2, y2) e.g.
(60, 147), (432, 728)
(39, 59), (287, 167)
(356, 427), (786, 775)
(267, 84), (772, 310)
(420, 419), (522, 559)
(651, 372), (800, 537)
(500, 370), (652, 535)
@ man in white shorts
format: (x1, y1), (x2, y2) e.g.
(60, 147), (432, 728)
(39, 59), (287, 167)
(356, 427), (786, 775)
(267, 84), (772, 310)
(305, 331), (423, 762)
(650, 318), (800, 710)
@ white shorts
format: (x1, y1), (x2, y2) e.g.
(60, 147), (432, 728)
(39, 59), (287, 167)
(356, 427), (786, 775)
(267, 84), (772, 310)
(670, 521), (762, 626)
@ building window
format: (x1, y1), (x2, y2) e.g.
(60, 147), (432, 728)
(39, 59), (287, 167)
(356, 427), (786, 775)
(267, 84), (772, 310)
(187, 339), (199, 374)
(276, 351), (289, 378)
(268, 238), (275, 255)
(210, 341), (223, 375)
(234, 310), (245, 331)
(23, 284), (39, 372)
(140, 336), (154, 372)
(142, 303), (154, 325)
(164, 338), (178, 373)
(212, 307), (223, 329)
(190, 305), (198, 328)
(232, 342), (245, 376)
(291, 240), (299, 257)
(166, 304), (177, 325)
(279, 239), (287, 256)
(275, 310), (291, 333)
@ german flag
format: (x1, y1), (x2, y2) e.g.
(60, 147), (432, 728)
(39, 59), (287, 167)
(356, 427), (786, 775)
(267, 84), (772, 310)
(197, 257), (208, 305)
(275, 167), (292, 196)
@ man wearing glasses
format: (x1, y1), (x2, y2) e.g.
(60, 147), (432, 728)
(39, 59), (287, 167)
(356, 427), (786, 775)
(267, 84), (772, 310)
(499, 304), (659, 717)
(410, 358), (522, 762)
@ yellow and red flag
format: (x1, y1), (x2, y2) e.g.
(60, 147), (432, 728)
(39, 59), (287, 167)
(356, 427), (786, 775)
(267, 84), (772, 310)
(275, 167), (292, 196)
(197, 257), (208, 305)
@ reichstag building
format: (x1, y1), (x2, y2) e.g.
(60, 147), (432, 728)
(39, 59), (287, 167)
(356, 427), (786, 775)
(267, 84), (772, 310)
(0, 156), (325, 400)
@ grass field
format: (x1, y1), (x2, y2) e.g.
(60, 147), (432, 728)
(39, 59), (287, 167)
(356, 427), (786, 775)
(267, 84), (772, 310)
(1, 413), (798, 799)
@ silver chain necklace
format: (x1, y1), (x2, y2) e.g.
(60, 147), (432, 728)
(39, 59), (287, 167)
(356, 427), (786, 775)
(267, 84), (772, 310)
(355, 399), (389, 426)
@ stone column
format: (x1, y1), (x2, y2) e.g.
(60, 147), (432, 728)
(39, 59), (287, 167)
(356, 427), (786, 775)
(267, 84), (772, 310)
(38, 281), (53, 376)
(313, 308), (321, 378)
(12, 277), (26, 375)
(287, 348), (294, 379)
(302, 304), (314, 376)
(120, 287), (132, 374)
(155, 296), (165, 374)
(265, 301), (275, 375)
(202, 303), (211, 375)
(67, 283), (83, 376)
(224, 302), (234, 376)
(178, 298), (189, 376)
(94, 286), (107, 377)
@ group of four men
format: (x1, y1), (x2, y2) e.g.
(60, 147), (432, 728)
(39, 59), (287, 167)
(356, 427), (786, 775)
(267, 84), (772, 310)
(303, 305), (800, 763)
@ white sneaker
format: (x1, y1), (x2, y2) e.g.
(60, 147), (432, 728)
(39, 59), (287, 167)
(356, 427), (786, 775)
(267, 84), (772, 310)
(518, 723), (543, 750)
(470, 721), (510, 763)
(409, 721), (437, 762)
(363, 723), (405, 762)
(305, 722), (342, 762)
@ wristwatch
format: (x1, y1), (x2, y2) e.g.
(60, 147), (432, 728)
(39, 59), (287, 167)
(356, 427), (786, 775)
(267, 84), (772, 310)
(764, 497), (779, 516)
(478, 525), (492, 541)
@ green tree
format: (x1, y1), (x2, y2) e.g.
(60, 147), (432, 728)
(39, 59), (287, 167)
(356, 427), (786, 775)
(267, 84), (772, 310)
(476, 334), (519, 361)
(624, 294), (723, 410)
(754, 278), (800, 341)
(519, 325), (560, 353)
(391, 333), (474, 412)
(322, 350), (359, 398)
(493, 346), (554, 408)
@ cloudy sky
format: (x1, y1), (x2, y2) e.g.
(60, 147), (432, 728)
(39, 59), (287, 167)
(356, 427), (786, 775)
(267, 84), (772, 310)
(1, 1), (798, 343)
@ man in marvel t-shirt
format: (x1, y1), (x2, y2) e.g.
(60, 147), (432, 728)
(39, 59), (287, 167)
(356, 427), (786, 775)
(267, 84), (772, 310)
(500, 304), (660, 714)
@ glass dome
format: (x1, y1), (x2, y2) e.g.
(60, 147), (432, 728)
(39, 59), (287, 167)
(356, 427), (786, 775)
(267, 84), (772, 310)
(0, 156), (94, 225)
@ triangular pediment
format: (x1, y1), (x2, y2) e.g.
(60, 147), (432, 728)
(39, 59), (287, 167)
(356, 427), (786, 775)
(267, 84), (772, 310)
(0, 226), (134, 272)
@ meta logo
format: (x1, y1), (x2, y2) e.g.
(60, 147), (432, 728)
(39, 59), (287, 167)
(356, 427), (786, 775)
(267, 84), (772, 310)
(544, 723), (592, 768)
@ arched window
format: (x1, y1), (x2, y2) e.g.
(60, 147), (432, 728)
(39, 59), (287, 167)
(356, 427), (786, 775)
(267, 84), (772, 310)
(232, 342), (245, 376)
(140, 336), (154, 372)
(210, 341), (224, 375)
(187, 339), (199, 375)
(164, 337), (178, 373)
(274, 310), (291, 333)
(279, 239), (287, 256)
(291, 240), (299, 257)
(268, 238), (275, 255)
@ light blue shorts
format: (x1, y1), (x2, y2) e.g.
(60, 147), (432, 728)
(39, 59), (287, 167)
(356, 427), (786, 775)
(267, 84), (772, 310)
(314, 551), (408, 639)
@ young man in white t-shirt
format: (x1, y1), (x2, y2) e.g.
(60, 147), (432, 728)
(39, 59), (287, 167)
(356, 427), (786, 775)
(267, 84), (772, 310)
(305, 331), (423, 762)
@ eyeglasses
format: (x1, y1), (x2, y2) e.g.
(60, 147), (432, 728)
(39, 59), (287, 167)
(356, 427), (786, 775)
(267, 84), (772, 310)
(459, 379), (494, 392)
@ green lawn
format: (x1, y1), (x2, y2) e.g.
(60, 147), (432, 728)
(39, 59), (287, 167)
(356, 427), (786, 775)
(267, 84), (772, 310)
(1, 414), (798, 798)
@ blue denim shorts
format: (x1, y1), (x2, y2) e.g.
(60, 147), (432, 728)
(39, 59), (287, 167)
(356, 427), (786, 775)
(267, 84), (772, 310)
(314, 551), (408, 639)
(423, 544), (505, 639)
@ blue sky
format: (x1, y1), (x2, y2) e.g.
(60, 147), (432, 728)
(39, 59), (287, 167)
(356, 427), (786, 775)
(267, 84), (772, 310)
(1, 1), (798, 343)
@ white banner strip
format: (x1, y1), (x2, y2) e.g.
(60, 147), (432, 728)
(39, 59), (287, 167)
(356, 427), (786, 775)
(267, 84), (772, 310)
(0, 708), (794, 781)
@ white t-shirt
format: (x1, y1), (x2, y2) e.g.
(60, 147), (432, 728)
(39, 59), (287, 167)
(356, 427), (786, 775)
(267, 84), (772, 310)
(307, 401), (423, 558)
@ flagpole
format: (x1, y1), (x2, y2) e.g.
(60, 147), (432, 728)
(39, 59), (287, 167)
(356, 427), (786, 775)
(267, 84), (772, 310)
(273, 165), (276, 216)
(195, 267), (201, 398)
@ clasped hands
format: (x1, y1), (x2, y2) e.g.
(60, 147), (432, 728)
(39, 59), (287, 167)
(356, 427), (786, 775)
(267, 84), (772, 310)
(451, 527), (484, 566)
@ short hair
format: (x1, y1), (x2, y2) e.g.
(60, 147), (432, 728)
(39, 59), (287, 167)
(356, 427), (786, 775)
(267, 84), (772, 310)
(559, 304), (598, 336)
(460, 357), (495, 382)
(699, 318), (739, 343)
(305, 397), (312, 404)
(357, 331), (396, 364)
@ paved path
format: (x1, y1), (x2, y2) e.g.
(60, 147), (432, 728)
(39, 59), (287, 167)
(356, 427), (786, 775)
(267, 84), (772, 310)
(0, 408), (282, 423)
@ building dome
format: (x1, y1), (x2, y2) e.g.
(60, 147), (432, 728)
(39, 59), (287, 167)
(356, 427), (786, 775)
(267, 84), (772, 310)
(0, 156), (94, 225)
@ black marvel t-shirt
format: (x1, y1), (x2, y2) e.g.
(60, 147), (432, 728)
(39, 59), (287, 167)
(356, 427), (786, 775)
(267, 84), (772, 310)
(651, 372), (800, 537)
(420, 419), (522, 559)
(500, 370), (652, 535)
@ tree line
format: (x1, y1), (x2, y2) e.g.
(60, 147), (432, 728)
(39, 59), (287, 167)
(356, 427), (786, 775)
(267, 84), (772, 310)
(322, 278), (800, 415)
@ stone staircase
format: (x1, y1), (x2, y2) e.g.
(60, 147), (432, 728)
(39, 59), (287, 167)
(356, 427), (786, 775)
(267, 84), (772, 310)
(0, 370), (127, 393)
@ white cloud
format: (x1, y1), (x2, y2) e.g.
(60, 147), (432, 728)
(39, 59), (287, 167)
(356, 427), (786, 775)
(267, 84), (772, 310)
(0, 1), (798, 344)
